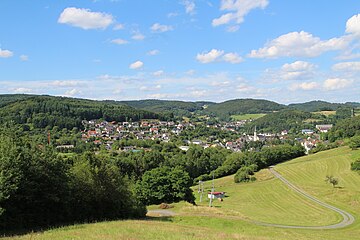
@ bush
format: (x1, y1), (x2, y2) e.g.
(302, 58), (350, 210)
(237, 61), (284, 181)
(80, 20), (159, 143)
(136, 166), (195, 205)
(349, 135), (360, 150)
(234, 164), (257, 183)
(351, 160), (360, 171)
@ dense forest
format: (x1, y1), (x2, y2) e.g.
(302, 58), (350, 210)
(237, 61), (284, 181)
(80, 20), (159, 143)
(289, 100), (360, 112)
(116, 99), (214, 118)
(0, 96), (164, 130)
(204, 99), (285, 120)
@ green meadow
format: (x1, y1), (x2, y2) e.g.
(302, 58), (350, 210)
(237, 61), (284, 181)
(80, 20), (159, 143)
(231, 113), (267, 121)
(4, 147), (360, 240)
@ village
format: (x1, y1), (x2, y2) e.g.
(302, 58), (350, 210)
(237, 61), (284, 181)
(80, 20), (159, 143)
(79, 118), (333, 154)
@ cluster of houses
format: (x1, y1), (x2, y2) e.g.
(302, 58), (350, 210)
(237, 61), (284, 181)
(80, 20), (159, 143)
(81, 119), (195, 150)
(79, 119), (333, 153)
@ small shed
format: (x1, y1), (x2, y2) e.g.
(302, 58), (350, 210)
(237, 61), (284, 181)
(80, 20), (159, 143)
(208, 191), (226, 200)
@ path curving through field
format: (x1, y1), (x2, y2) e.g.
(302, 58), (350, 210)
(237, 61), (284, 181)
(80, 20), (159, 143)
(253, 167), (355, 229)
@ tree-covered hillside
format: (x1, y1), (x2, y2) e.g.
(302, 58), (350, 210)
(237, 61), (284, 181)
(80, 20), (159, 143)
(114, 99), (215, 117)
(245, 110), (314, 133)
(289, 100), (360, 112)
(204, 99), (285, 119)
(0, 96), (163, 130)
(0, 94), (35, 107)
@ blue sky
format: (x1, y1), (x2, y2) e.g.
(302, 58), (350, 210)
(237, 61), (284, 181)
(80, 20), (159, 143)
(0, 0), (359, 103)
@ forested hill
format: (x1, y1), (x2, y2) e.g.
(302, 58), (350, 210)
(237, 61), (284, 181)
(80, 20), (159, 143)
(289, 100), (360, 112)
(0, 95), (164, 129)
(107, 99), (215, 117)
(0, 94), (35, 107)
(204, 99), (285, 119)
(245, 110), (314, 133)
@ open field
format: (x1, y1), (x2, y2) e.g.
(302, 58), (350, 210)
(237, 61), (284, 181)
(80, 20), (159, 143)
(4, 147), (360, 240)
(231, 113), (266, 121)
(312, 111), (336, 116)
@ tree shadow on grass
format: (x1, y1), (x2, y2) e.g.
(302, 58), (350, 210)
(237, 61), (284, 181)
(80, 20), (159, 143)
(144, 216), (174, 222)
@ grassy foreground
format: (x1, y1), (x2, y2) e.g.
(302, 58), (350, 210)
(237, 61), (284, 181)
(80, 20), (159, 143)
(4, 147), (360, 240)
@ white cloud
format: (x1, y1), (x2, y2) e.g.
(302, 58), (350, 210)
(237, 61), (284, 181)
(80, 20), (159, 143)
(185, 69), (196, 75)
(181, 0), (196, 15)
(58, 7), (114, 30)
(65, 88), (82, 96)
(332, 61), (360, 72)
(129, 60), (144, 69)
(323, 78), (353, 90)
(152, 70), (164, 77)
(132, 32), (145, 40)
(111, 38), (128, 45)
(168, 12), (179, 18)
(147, 49), (160, 56)
(150, 23), (174, 33)
(222, 52), (243, 63)
(0, 49), (13, 58)
(113, 23), (124, 30)
(196, 49), (224, 63)
(196, 49), (243, 64)
(281, 61), (315, 72)
(289, 82), (319, 91)
(249, 31), (349, 58)
(281, 61), (316, 80)
(346, 14), (360, 35)
(212, 0), (268, 30)
(20, 55), (29, 61)
(51, 80), (81, 87)
(13, 87), (33, 93)
(226, 25), (240, 32)
(140, 84), (161, 91)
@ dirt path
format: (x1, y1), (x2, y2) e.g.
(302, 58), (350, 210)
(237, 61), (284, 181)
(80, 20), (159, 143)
(253, 167), (355, 229)
(146, 210), (176, 217)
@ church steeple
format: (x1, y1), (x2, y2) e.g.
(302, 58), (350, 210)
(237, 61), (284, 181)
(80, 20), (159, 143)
(254, 126), (259, 141)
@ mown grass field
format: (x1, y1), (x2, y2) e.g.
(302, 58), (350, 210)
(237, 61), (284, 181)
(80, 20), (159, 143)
(231, 113), (266, 121)
(4, 147), (360, 240)
(312, 111), (337, 116)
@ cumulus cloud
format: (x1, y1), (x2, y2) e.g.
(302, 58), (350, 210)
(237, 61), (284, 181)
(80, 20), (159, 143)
(147, 49), (160, 56)
(332, 61), (360, 72)
(249, 31), (349, 58)
(150, 23), (174, 33)
(58, 7), (114, 30)
(20, 55), (29, 61)
(196, 49), (243, 64)
(140, 84), (161, 91)
(111, 38), (128, 45)
(280, 61), (316, 80)
(65, 88), (82, 96)
(196, 49), (224, 63)
(129, 60), (144, 69)
(152, 70), (164, 77)
(212, 0), (268, 31)
(346, 14), (360, 35)
(323, 78), (353, 90)
(113, 23), (124, 30)
(222, 52), (243, 63)
(0, 49), (13, 58)
(289, 82), (319, 91)
(13, 87), (33, 93)
(51, 80), (81, 87)
(181, 0), (196, 15)
(132, 32), (145, 40)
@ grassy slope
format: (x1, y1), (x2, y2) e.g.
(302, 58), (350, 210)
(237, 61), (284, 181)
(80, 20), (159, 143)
(231, 113), (267, 121)
(5, 147), (360, 240)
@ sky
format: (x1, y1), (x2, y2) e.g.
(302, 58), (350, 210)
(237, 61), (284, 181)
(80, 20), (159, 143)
(0, 0), (360, 104)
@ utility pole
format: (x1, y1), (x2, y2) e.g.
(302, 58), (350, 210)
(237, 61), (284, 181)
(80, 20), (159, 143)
(198, 180), (204, 202)
(209, 172), (215, 207)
